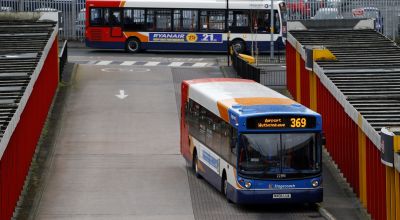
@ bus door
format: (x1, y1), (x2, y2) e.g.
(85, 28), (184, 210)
(107, 9), (123, 38)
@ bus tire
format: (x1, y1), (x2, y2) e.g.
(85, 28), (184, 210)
(222, 172), (232, 203)
(126, 37), (141, 53)
(231, 39), (246, 54)
(193, 151), (201, 178)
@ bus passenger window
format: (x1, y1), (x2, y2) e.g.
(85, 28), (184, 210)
(146, 10), (155, 31)
(274, 11), (280, 34)
(230, 127), (238, 155)
(124, 9), (145, 30)
(174, 10), (198, 32)
(200, 10), (225, 32)
(155, 9), (172, 31)
(109, 10), (121, 26)
(90, 8), (103, 26)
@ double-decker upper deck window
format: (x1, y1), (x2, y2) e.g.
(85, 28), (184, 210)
(200, 10), (225, 32)
(90, 8), (103, 26)
(124, 9), (145, 30)
(174, 10), (198, 31)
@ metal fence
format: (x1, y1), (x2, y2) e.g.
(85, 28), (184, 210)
(1, 0), (85, 40)
(231, 52), (260, 82)
(231, 52), (286, 88)
(1, 0), (399, 41)
(287, 0), (400, 40)
(259, 65), (286, 88)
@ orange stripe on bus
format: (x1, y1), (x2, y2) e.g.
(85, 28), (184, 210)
(124, 32), (149, 42)
(186, 78), (254, 84)
(119, 0), (126, 7)
(234, 97), (295, 106)
(217, 97), (296, 122)
(217, 100), (232, 122)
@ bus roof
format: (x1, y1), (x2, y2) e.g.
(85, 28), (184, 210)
(184, 78), (318, 123)
(87, 0), (284, 10)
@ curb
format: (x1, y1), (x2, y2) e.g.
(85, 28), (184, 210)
(321, 148), (371, 220)
(317, 204), (336, 220)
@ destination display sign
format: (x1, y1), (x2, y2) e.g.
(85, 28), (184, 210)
(246, 115), (316, 129)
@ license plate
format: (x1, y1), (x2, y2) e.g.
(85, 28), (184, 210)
(273, 194), (291, 199)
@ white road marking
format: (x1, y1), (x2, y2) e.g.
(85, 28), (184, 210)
(144, 61), (160, 66)
(87, 60), (97, 65)
(115, 90), (128, 99)
(168, 62), (184, 67)
(192, 63), (208, 67)
(120, 61), (136, 66)
(96, 61), (113, 65)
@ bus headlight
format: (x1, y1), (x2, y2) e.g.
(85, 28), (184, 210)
(245, 181), (252, 189)
(312, 180), (319, 188)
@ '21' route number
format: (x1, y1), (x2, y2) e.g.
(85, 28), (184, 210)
(202, 34), (214, 42)
(290, 118), (307, 128)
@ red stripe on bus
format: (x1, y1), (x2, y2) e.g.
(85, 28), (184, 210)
(87, 0), (122, 7)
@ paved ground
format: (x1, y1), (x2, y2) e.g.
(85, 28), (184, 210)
(33, 64), (194, 220)
(15, 49), (368, 220)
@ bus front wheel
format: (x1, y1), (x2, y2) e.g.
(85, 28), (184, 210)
(222, 174), (232, 203)
(231, 40), (246, 54)
(126, 38), (141, 53)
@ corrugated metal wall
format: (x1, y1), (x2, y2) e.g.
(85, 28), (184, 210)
(286, 41), (390, 220)
(0, 31), (59, 220)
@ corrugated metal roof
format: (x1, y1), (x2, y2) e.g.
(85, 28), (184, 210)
(290, 29), (400, 132)
(0, 21), (55, 138)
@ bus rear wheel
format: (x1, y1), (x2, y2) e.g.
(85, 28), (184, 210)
(126, 38), (141, 53)
(193, 152), (201, 178)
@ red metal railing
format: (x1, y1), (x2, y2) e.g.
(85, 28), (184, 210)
(0, 37), (59, 220)
(286, 41), (388, 220)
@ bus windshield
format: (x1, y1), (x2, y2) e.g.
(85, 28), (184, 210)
(238, 133), (320, 179)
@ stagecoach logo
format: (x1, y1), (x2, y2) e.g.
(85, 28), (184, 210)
(273, 184), (296, 189)
(149, 33), (223, 43)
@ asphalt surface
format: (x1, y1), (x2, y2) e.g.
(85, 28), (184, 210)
(33, 64), (194, 219)
(15, 48), (367, 219)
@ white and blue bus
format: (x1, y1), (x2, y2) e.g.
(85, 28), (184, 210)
(180, 78), (323, 204)
(86, 0), (287, 53)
